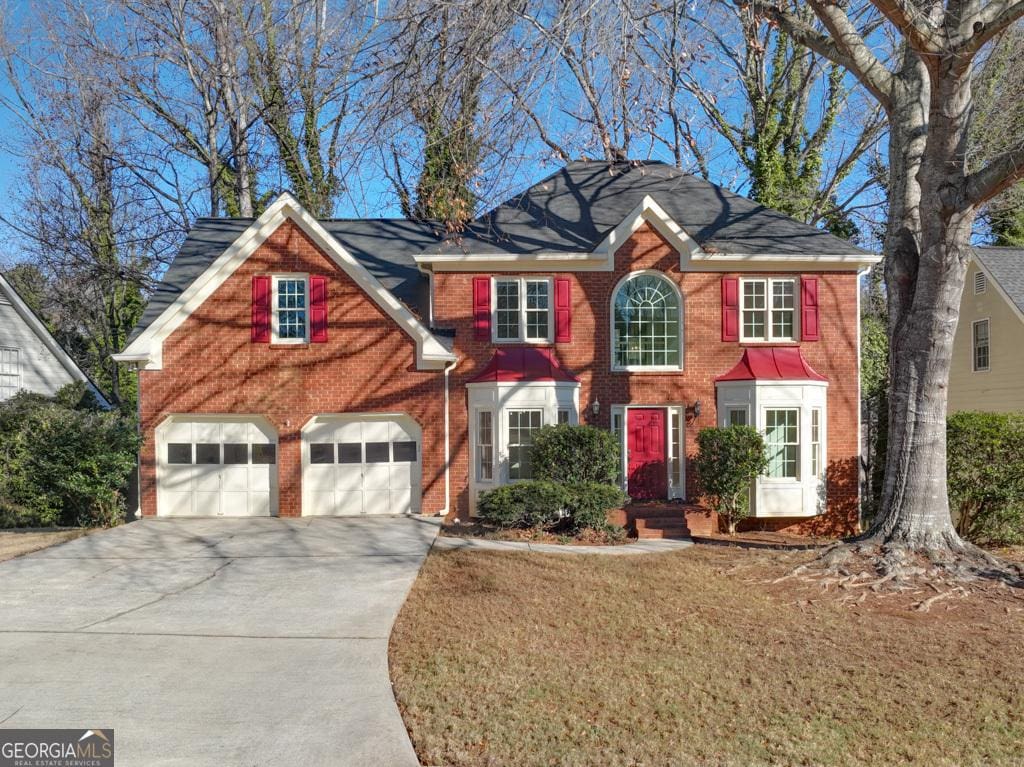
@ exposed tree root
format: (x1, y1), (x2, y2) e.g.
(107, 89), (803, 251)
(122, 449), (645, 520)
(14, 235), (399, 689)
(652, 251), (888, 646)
(768, 534), (1024, 604)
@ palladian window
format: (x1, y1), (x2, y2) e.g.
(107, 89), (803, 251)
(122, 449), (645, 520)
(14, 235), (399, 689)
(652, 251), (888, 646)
(612, 273), (682, 369)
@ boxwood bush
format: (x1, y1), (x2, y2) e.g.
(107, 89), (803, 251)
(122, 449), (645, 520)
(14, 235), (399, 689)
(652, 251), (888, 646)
(478, 425), (627, 536)
(693, 425), (767, 534)
(947, 411), (1024, 546)
(0, 384), (140, 529)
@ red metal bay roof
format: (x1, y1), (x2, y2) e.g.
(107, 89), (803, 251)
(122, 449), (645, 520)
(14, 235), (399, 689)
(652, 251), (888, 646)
(468, 347), (580, 384)
(715, 347), (827, 382)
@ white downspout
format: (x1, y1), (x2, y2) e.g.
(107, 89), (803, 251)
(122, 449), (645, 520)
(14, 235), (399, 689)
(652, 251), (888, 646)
(440, 359), (457, 516)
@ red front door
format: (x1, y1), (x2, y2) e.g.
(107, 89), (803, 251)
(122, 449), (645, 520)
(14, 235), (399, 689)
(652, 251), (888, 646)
(627, 408), (668, 500)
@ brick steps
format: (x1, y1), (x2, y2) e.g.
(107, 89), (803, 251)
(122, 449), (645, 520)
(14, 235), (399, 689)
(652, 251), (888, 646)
(608, 501), (719, 539)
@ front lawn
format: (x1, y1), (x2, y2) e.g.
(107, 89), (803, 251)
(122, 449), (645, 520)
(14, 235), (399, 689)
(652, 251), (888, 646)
(390, 546), (1024, 767)
(0, 529), (88, 562)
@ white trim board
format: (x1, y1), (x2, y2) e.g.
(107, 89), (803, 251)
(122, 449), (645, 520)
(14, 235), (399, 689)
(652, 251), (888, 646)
(0, 273), (112, 407)
(114, 193), (458, 371)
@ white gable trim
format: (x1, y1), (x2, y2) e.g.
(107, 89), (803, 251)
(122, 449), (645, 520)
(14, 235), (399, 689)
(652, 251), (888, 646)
(0, 274), (112, 407)
(114, 193), (457, 371)
(970, 253), (1024, 325)
(594, 195), (706, 269)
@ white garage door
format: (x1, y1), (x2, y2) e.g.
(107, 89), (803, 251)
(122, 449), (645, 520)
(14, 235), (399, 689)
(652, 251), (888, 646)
(157, 417), (278, 517)
(303, 415), (421, 516)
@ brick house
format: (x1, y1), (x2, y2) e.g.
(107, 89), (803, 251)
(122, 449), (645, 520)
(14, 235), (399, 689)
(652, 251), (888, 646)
(115, 160), (879, 535)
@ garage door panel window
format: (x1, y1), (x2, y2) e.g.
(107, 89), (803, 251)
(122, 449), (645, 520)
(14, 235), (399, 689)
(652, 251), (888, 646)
(252, 444), (277, 464)
(365, 442), (390, 463)
(393, 441), (417, 462)
(223, 443), (248, 464)
(310, 443), (335, 464)
(338, 443), (362, 463)
(196, 444), (220, 464)
(168, 443), (192, 464)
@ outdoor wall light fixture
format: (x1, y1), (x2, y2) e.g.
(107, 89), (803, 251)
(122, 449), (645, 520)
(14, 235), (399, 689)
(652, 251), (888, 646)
(692, 400), (702, 418)
(591, 399), (600, 416)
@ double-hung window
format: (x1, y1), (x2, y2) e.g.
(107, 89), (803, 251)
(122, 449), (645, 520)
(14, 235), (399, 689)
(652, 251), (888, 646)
(477, 411), (494, 481)
(494, 278), (552, 342)
(764, 408), (799, 479)
(972, 319), (990, 372)
(273, 275), (309, 343)
(741, 278), (796, 342)
(0, 347), (20, 400)
(810, 408), (822, 478)
(507, 409), (542, 480)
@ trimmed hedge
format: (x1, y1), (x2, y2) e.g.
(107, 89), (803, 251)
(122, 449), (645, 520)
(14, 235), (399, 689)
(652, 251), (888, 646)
(693, 425), (767, 534)
(478, 480), (627, 534)
(947, 411), (1024, 546)
(530, 424), (620, 485)
(0, 384), (140, 528)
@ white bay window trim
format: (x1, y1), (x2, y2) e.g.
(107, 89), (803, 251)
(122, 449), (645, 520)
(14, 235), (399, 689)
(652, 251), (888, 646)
(492, 276), (554, 344)
(271, 274), (310, 344)
(740, 277), (798, 343)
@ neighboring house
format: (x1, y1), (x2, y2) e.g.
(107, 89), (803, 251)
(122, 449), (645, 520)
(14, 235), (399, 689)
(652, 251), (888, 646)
(0, 272), (110, 407)
(115, 160), (878, 534)
(949, 247), (1024, 414)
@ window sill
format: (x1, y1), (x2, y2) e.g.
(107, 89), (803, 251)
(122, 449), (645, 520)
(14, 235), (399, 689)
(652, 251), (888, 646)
(491, 339), (554, 346)
(612, 366), (684, 374)
(739, 340), (800, 347)
(269, 342), (310, 348)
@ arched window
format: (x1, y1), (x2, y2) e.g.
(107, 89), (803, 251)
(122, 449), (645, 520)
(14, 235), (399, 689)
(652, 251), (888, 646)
(612, 273), (682, 369)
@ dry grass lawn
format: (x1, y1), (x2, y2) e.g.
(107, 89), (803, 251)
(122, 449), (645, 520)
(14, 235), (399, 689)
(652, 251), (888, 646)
(0, 529), (88, 562)
(390, 545), (1024, 767)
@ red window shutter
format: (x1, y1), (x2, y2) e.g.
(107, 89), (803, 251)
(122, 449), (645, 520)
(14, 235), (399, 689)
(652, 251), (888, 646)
(554, 278), (572, 342)
(251, 275), (271, 343)
(473, 276), (491, 341)
(721, 277), (739, 342)
(310, 275), (328, 343)
(801, 277), (820, 341)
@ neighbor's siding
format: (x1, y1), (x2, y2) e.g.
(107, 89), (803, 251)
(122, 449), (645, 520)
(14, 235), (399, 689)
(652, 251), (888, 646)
(137, 219), (447, 518)
(434, 223), (862, 536)
(948, 261), (1024, 414)
(0, 292), (80, 399)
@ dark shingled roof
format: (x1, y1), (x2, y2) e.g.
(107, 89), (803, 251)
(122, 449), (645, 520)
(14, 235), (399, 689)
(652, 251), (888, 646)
(426, 159), (872, 257)
(131, 159), (872, 343)
(130, 217), (442, 342)
(973, 246), (1024, 316)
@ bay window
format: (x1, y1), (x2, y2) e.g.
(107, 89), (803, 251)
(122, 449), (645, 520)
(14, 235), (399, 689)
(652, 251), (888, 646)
(477, 411), (494, 481)
(508, 409), (542, 480)
(764, 408), (799, 479)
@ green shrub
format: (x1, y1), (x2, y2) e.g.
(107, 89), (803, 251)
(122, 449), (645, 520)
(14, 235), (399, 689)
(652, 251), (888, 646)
(531, 424), (620, 485)
(477, 481), (570, 530)
(693, 425), (767, 535)
(0, 384), (140, 529)
(947, 411), (1024, 546)
(564, 482), (629, 532)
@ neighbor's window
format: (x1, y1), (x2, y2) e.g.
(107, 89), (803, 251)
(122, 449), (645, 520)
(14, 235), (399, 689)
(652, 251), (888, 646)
(508, 409), (542, 480)
(612, 273), (682, 369)
(741, 278), (796, 342)
(973, 319), (990, 372)
(477, 410), (494, 481)
(811, 409), (822, 478)
(494, 278), (551, 342)
(765, 408), (799, 479)
(0, 347), (20, 400)
(273, 275), (308, 343)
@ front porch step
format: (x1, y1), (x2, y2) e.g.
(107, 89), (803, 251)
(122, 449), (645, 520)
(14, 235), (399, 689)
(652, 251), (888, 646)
(635, 518), (691, 540)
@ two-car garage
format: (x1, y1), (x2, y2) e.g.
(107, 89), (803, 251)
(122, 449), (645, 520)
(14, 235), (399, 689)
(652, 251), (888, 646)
(155, 414), (422, 517)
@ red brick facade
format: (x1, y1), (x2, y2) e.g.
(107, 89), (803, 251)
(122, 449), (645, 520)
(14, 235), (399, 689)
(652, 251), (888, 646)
(138, 219), (861, 536)
(137, 220), (447, 518)
(434, 223), (861, 535)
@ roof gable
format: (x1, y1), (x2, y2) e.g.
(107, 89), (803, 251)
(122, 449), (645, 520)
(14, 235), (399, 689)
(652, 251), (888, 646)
(423, 160), (876, 263)
(973, 246), (1024, 319)
(0, 274), (112, 406)
(116, 194), (456, 371)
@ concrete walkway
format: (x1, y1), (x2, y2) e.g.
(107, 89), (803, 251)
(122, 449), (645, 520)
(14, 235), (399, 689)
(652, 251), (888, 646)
(0, 516), (437, 767)
(433, 534), (692, 554)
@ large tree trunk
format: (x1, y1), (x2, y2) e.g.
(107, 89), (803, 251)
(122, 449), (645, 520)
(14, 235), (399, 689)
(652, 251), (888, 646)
(866, 51), (977, 554)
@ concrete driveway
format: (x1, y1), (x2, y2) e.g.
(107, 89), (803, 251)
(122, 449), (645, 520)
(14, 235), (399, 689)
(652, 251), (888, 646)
(0, 517), (438, 766)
